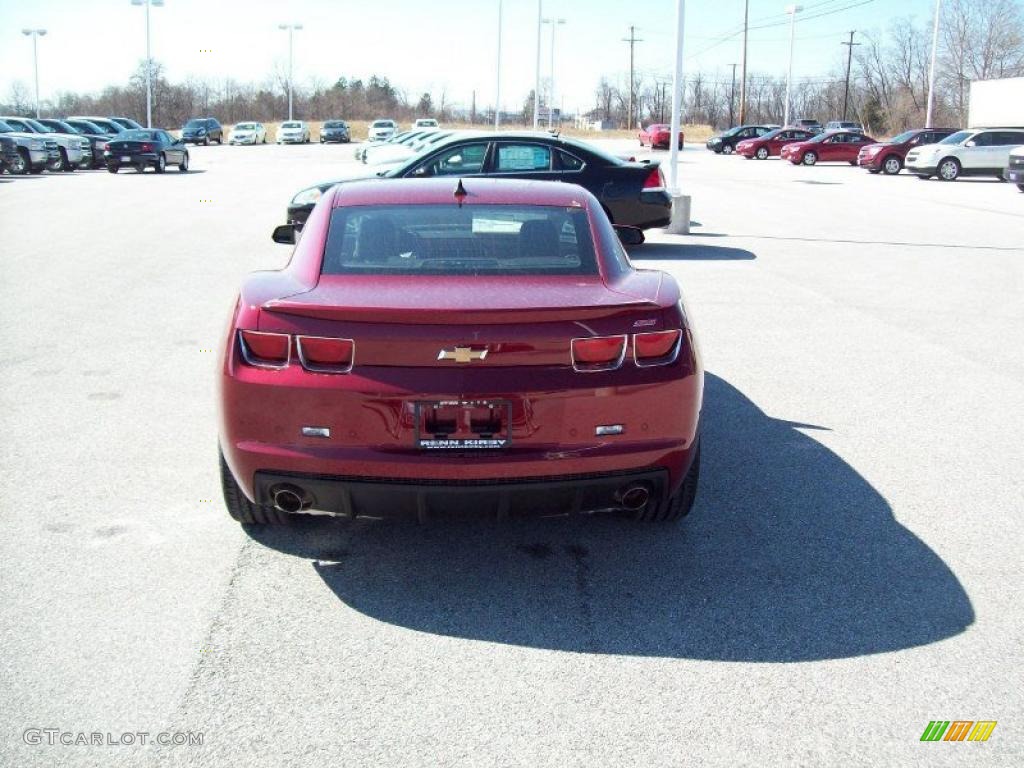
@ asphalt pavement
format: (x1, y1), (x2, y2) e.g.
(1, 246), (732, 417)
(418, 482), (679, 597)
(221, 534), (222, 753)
(1, 138), (1022, 767)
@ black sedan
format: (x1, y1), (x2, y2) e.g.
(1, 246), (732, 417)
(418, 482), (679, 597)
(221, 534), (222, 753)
(705, 124), (778, 154)
(286, 132), (672, 230)
(104, 129), (189, 173)
(320, 120), (351, 143)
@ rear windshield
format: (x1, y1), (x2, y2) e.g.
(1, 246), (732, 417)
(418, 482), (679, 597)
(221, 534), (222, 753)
(120, 130), (161, 141)
(323, 204), (597, 276)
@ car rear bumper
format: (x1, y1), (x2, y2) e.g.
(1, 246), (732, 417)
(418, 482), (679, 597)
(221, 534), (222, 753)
(105, 152), (159, 165)
(252, 466), (678, 520)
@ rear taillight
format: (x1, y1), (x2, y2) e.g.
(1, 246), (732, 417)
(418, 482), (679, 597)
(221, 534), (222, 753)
(571, 335), (627, 372)
(633, 329), (682, 366)
(296, 335), (354, 373)
(642, 167), (665, 191)
(238, 330), (290, 369)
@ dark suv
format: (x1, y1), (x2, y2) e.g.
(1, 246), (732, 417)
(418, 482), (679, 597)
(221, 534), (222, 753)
(857, 128), (958, 175)
(181, 117), (223, 145)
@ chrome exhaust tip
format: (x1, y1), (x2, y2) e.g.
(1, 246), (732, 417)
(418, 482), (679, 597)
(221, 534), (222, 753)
(270, 484), (312, 514)
(617, 484), (651, 512)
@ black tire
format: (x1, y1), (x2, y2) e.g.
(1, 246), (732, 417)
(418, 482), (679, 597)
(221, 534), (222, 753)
(203, 136), (210, 146)
(882, 155), (902, 175)
(937, 157), (960, 181)
(802, 151), (818, 166)
(59, 148), (74, 172)
(178, 152), (189, 172)
(155, 153), (166, 173)
(1017, 184), (1024, 192)
(220, 449), (290, 524)
(636, 441), (700, 522)
(135, 162), (147, 173)
(10, 149), (29, 175)
(107, 164), (119, 173)
(722, 144), (734, 155)
(868, 169), (880, 174)
(46, 154), (63, 173)
(916, 174), (931, 180)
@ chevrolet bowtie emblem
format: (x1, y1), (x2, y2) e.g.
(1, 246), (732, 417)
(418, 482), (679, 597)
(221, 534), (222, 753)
(437, 346), (488, 363)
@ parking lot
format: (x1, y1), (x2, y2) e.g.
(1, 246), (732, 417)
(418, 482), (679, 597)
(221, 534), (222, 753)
(1, 139), (1022, 767)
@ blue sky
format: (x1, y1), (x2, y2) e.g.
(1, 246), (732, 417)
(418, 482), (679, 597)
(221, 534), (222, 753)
(1, 0), (937, 113)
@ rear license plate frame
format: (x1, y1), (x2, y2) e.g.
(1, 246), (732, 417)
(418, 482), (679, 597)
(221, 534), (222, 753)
(415, 399), (512, 450)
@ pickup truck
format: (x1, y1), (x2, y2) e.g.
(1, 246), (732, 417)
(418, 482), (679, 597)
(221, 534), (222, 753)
(0, 119), (60, 173)
(0, 115), (91, 171)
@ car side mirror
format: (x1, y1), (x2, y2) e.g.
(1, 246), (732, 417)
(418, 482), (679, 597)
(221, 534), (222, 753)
(614, 225), (645, 247)
(271, 224), (297, 245)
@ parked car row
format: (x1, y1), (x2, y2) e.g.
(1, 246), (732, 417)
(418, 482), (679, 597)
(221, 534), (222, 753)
(0, 114), (143, 174)
(709, 121), (1024, 189)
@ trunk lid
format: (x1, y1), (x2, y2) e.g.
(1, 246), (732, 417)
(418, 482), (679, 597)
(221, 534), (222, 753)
(260, 275), (667, 368)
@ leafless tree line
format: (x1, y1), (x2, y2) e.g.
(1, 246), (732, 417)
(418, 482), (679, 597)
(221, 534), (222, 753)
(592, 0), (1024, 132)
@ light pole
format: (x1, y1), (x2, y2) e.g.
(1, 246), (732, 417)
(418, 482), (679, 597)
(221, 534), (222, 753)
(533, 0), (542, 128)
(131, 0), (164, 129)
(542, 17), (566, 129)
(783, 4), (803, 127)
(668, 0), (685, 194)
(494, 0), (503, 129)
(925, 0), (942, 128)
(21, 28), (47, 119)
(278, 23), (303, 121)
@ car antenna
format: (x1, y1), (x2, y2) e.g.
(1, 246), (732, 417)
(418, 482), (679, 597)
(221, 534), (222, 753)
(454, 179), (467, 206)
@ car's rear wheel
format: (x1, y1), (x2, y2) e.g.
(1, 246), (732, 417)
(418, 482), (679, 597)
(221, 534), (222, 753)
(756, 147), (769, 159)
(882, 155), (902, 175)
(635, 441), (700, 522)
(220, 449), (290, 525)
(135, 162), (147, 173)
(938, 157), (960, 181)
(107, 164), (119, 173)
(802, 151), (817, 166)
(155, 153), (166, 173)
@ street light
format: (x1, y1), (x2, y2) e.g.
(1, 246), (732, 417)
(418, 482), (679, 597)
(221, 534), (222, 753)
(131, 0), (164, 129)
(668, 0), (685, 194)
(925, 0), (942, 128)
(533, 1), (542, 129)
(542, 17), (567, 129)
(494, 0), (503, 129)
(783, 4), (803, 127)
(21, 28), (47, 119)
(278, 23), (303, 121)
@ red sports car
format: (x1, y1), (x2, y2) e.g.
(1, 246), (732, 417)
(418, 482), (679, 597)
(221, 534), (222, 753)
(218, 178), (703, 524)
(780, 130), (877, 166)
(736, 127), (815, 159)
(638, 123), (685, 150)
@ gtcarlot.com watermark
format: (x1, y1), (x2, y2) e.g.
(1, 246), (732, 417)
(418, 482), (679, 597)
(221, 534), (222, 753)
(23, 728), (203, 747)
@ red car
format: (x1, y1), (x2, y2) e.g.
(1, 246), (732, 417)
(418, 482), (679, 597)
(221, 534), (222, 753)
(218, 178), (703, 525)
(856, 128), (958, 175)
(638, 123), (685, 150)
(736, 127), (815, 159)
(780, 130), (877, 166)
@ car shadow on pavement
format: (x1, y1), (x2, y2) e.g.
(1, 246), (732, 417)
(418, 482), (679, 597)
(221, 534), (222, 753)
(246, 373), (973, 662)
(632, 243), (755, 260)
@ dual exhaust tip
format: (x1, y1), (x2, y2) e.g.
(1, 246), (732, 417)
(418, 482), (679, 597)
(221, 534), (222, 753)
(270, 484), (313, 514)
(270, 482), (651, 515)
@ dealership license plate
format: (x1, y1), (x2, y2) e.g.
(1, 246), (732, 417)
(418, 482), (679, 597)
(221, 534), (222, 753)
(120, 156), (131, 162)
(415, 400), (511, 449)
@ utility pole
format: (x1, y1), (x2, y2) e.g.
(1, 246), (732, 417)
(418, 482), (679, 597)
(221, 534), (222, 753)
(738, 0), (749, 124)
(471, 90), (476, 123)
(494, 0), (503, 129)
(925, 0), (942, 128)
(543, 17), (567, 129)
(622, 26), (642, 130)
(277, 23), (303, 121)
(728, 63), (737, 127)
(783, 4), (803, 127)
(840, 30), (861, 121)
(21, 28), (47, 119)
